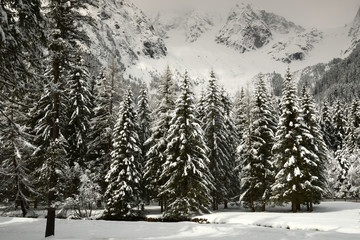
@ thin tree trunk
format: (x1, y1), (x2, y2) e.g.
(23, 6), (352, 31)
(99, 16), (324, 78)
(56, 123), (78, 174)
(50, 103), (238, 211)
(45, 208), (55, 237)
(309, 201), (313, 212)
(291, 199), (297, 213)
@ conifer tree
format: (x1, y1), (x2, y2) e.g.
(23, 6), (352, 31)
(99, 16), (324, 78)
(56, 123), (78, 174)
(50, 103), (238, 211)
(0, 101), (36, 217)
(242, 75), (276, 211)
(233, 88), (249, 142)
(104, 90), (142, 218)
(144, 67), (175, 211)
(66, 54), (93, 168)
(332, 100), (346, 151)
(137, 85), (152, 202)
(220, 88), (239, 207)
(271, 68), (312, 213)
(160, 72), (214, 219)
(42, 0), (93, 236)
(320, 99), (335, 151)
(88, 70), (116, 193)
(202, 71), (233, 210)
(300, 87), (328, 211)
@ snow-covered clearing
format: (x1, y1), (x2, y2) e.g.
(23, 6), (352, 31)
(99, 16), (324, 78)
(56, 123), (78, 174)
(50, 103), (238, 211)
(0, 201), (359, 240)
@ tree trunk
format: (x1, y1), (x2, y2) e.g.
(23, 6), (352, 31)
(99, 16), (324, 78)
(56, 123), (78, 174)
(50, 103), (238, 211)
(20, 199), (27, 217)
(296, 203), (301, 211)
(160, 200), (164, 213)
(306, 202), (310, 211)
(309, 201), (313, 212)
(250, 197), (255, 212)
(224, 200), (228, 209)
(261, 202), (266, 212)
(45, 208), (55, 237)
(291, 199), (297, 213)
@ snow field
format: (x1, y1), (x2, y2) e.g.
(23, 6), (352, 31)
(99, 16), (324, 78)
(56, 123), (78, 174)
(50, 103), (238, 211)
(0, 201), (359, 240)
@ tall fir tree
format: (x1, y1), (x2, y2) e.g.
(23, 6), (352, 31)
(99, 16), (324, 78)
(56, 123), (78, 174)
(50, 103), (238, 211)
(104, 90), (142, 218)
(0, 101), (36, 217)
(233, 88), (249, 143)
(137, 85), (152, 203)
(88, 69), (116, 193)
(332, 100), (346, 151)
(271, 68), (313, 213)
(240, 75), (276, 211)
(144, 67), (176, 211)
(220, 88), (239, 207)
(202, 71), (233, 210)
(160, 72), (214, 219)
(41, 0), (93, 236)
(320, 99), (335, 151)
(300, 87), (328, 211)
(66, 54), (93, 168)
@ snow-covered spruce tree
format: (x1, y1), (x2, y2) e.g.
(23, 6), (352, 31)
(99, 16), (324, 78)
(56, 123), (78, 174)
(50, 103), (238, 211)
(144, 67), (176, 211)
(233, 88), (249, 143)
(332, 100), (346, 151)
(63, 53), (94, 196)
(241, 75), (276, 211)
(300, 87), (328, 211)
(237, 116), (257, 211)
(344, 98), (360, 151)
(66, 54), (93, 167)
(41, 0), (93, 236)
(201, 71), (233, 210)
(320, 99), (335, 151)
(104, 90), (142, 219)
(137, 85), (152, 203)
(270, 68), (312, 213)
(332, 99), (360, 199)
(0, 0), (44, 214)
(333, 148), (352, 199)
(160, 72), (214, 219)
(0, 101), (36, 217)
(0, 0), (44, 112)
(220, 88), (240, 208)
(88, 69), (116, 193)
(196, 89), (206, 121)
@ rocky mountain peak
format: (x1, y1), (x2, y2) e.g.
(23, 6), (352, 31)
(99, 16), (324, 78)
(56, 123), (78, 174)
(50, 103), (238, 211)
(216, 3), (272, 53)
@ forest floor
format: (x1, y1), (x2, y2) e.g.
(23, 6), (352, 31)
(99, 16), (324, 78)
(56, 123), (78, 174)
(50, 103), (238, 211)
(0, 201), (359, 240)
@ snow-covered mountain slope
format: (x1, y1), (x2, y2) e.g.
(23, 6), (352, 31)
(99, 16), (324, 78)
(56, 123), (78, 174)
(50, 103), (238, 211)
(125, 4), (357, 94)
(347, 7), (360, 54)
(82, 0), (167, 69)
(152, 10), (214, 43)
(81, 0), (360, 94)
(215, 4), (323, 63)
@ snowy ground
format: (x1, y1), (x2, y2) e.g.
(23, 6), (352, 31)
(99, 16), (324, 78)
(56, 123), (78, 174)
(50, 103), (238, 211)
(0, 201), (359, 240)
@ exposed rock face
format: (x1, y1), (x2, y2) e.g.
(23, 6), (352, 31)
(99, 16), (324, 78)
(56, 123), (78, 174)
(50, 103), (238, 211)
(347, 7), (360, 54)
(215, 4), (322, 63)
(152, 10), (214, 43)
(215, 4), (272, 53)
(83, 0), (167, 69)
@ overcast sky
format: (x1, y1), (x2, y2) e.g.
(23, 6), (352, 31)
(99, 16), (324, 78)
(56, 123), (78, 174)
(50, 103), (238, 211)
(130, 0), (360, 29)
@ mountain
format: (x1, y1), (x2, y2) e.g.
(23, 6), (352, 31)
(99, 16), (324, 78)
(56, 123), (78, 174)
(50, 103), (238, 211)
(80, 0), (360, 95)
(215, 4), (323, 63)
(347, 7), (360, 54)
(152, 10), (214, 43)
(82, 0), (167, 70)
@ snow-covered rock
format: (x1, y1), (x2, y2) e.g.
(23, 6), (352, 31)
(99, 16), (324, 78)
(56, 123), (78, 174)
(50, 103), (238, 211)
(216, 4), (272, 53)
(215, 4), (323, 63)
(152, 10), (214, 43)
(83, 0), (167, 69)
(347, 7), (360, 54)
